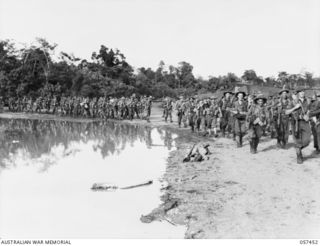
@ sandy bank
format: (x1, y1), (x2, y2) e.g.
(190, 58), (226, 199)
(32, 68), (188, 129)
(143, 134), (320, 238)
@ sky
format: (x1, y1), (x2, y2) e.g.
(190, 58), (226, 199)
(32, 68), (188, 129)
(0, 0), (320, 78)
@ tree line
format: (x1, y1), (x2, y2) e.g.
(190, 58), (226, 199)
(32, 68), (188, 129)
(1, 38), (319, 99)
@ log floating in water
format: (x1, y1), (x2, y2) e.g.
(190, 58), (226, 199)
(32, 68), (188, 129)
(120, 180), (153, 189)
(91, 183), (118, 191)
(91, 180), (153, 191)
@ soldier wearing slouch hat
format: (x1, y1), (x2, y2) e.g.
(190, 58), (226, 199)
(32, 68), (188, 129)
(285, 88), (312, 164)
(247, 94), (268, 154)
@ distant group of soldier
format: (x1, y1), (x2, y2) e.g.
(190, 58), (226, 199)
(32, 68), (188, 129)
(162, 86), (320, 164)
(5, 94), (153, 121)
(2, 86), (320, 165)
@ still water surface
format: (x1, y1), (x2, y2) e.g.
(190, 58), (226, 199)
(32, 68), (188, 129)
(0, 118), (185, 238)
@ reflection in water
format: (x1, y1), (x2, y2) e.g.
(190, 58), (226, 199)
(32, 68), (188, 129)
(0, 118), (184, 238)
(0, 118), (174, 171)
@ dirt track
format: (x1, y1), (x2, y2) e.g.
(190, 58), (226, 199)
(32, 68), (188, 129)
(1, 104), (320, 238)
(143, 104), (320, 238)
(156, 136), (320, 238)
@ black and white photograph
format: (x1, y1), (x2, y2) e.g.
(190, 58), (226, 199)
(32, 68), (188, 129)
(0, 0), (320, 244)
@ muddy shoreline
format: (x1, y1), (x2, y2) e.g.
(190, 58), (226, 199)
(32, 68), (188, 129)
(1, 105), (320, 239)
(141, 134), (320, 239)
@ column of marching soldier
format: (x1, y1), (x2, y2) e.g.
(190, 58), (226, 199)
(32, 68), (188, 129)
(1, 87), (320, 164)
(3, 94), (153, 122)
(162, 87), (320, 164)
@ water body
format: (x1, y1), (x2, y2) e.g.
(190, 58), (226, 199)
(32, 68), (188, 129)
(0, 118), (185, 238)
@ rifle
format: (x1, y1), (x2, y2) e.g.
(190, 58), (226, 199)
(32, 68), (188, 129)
(218, 106), (223, 118)
(294, 114), (299, 137)
(265, 102), (281, 110)
(183, 143), (197, 162)
(309, 108), (320, 118)
(277, 103), (281, 127)
(298, 100), (312, 131)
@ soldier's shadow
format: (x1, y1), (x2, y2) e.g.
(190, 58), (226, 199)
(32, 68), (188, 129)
(260, 142), (295, 152)
(259, 136), (272, 143)
(304, 151), (320, 161)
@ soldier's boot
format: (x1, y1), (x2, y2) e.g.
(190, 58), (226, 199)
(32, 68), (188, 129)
(196, 122), (201, 132)
(191, 124), (195, 132)
(240, 135), (243, 147)
(277, 139), (282, 148)
(178, 116), (182, 128)
(296, 148), (303, 164)
(314, 138), (320, 153)
(236, 136), (241, 148)
(250, 139), (258, 154)
(250, 141), (255, 154)
(213, 128), (218, 137)
(233, 133), (236, 141)
(250, 140), (255, 153)
(282, 140), (287, 149)
(254, 138), (259, 153)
